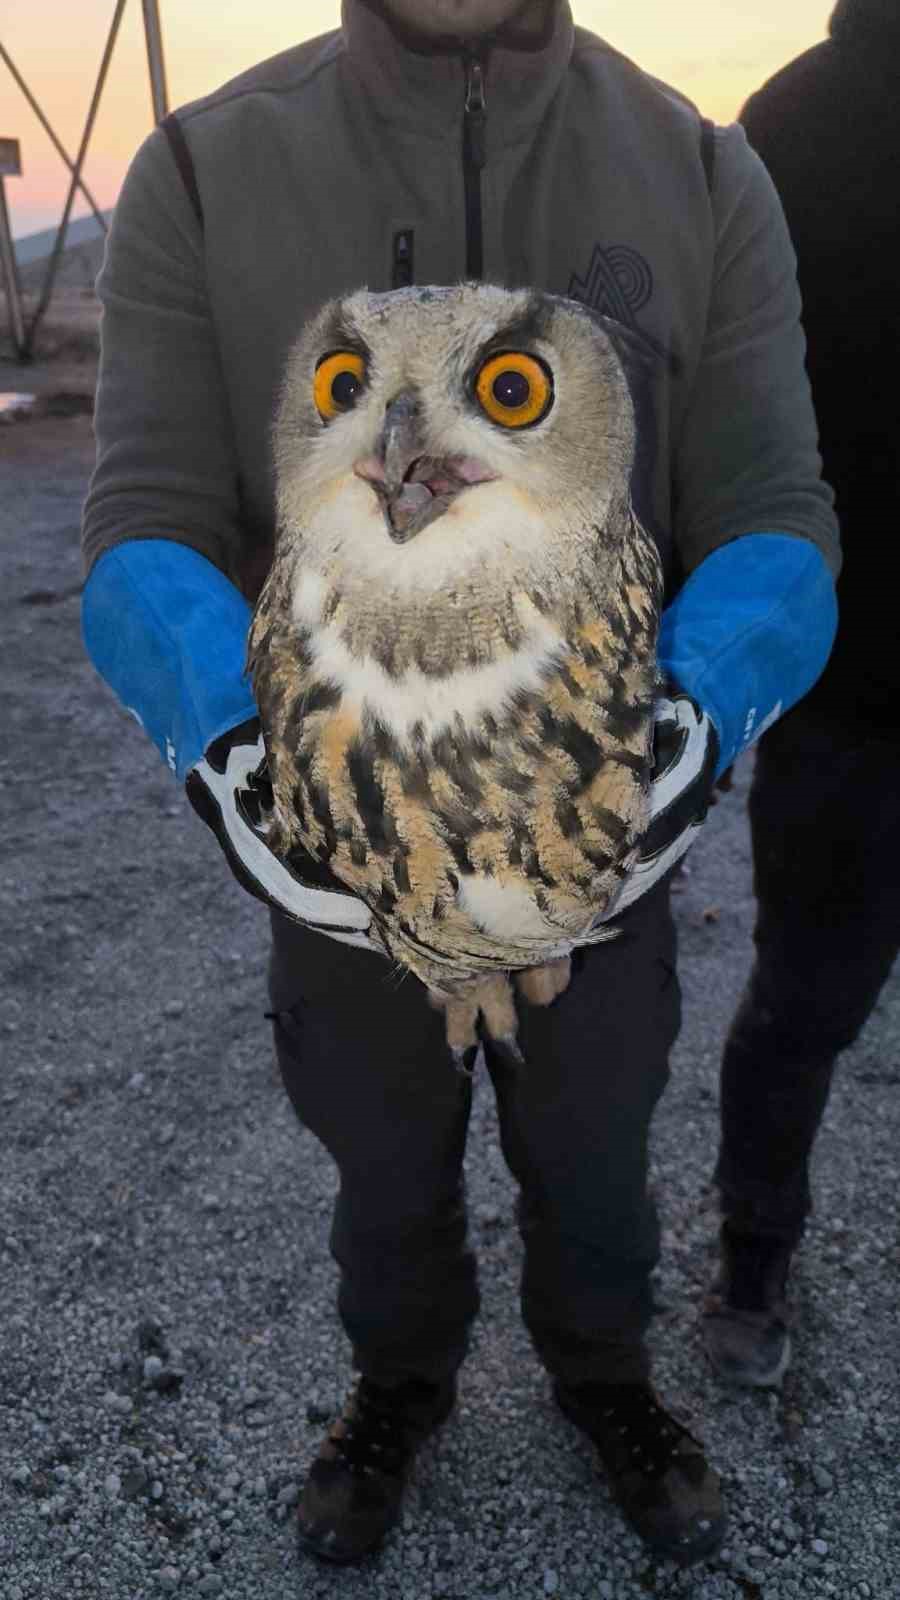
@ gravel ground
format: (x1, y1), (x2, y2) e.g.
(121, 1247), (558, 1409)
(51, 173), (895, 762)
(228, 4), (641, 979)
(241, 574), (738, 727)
(2, 403), (898, 1600)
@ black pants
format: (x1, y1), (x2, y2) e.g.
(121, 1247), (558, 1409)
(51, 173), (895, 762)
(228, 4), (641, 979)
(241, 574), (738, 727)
(268, 884), (681, 1388)
(716, 700), (900, 1247)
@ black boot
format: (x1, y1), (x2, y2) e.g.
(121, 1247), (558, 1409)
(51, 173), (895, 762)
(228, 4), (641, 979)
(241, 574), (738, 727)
(298, 1373), (455, 1564)
(555, 1379), (726, 1566)
(702, 1220), (793, 1387)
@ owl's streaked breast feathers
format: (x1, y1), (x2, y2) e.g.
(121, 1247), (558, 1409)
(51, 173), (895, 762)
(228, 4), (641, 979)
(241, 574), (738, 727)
(249, 284), (662, 1019)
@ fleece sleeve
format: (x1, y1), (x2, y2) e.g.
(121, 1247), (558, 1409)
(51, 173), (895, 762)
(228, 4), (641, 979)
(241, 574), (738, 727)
(80, 128), (258, 781)
(81, 125), (243, 582)
(673, 122), (840, 580)
(662, 121), (841, 773)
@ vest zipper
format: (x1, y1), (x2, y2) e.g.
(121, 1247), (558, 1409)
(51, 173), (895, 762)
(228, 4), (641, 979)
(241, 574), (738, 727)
(463, 54), (487, 280)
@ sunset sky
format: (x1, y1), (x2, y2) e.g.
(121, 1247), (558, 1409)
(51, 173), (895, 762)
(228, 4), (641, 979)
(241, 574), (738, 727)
(4, 0), (833, 239)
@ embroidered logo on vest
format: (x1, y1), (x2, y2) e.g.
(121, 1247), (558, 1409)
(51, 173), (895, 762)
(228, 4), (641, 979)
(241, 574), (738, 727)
(568, 242), (679, 377)
(567, 244), (653, 329)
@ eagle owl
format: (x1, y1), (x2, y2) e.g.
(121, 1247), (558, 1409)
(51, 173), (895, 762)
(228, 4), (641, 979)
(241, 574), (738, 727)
(249, 284), (662, 1056)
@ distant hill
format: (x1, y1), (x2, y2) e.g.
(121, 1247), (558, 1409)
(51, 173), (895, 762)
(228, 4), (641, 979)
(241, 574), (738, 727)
(14, 211), (113, 267)
(1, 214), (107, 364)
(15, 240), (108, 300)
(11, 213), (110, 299)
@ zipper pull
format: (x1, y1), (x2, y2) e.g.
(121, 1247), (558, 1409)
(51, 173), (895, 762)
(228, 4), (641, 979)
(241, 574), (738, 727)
(464, 57), (487, 170)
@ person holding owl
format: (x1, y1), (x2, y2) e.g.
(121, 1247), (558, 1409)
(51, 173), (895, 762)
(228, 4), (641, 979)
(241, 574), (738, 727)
(81, 0), (840, 1574)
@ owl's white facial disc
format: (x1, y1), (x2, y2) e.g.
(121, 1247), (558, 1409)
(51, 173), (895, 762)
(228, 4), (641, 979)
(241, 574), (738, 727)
(275, 283), (636, 607)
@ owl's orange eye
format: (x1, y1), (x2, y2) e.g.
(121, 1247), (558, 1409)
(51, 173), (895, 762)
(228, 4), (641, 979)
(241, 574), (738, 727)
(474, 350), (553, 429)
(314, 351), (367, 421)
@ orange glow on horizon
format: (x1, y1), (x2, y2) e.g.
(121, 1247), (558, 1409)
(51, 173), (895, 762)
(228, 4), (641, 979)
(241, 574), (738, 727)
(4, 0), (830, 240)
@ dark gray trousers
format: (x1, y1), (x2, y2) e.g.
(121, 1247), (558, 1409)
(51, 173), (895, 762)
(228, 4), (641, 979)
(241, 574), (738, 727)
(268, 884), (681, 1388)
(716, 701), (900, 1246)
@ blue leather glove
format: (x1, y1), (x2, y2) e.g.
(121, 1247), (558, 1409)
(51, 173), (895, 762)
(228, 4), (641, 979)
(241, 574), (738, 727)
(81, 540), (381, 947)
(597, 531), (838, 920)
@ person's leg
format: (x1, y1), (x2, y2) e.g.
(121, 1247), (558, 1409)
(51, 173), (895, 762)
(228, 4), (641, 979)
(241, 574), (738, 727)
(483, 885), (725, 1565)
(716, 707), (900, 1246)
(268, 912), (481, 1562)
(706, 705), (900, 1386)
(268, 910), (480, 1386)
(483, 883), (680, 1384)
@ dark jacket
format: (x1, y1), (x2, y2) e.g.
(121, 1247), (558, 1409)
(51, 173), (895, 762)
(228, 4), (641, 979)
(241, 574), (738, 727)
(740, 0), (900, 726)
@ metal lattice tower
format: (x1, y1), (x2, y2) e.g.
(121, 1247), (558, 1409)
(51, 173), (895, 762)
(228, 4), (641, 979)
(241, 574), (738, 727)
(0, 0), (168, 360)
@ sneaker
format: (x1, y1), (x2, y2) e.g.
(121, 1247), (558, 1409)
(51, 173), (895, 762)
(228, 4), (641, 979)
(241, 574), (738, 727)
(554, 1379), (726, 1566)
(702, 1221), (793, 1387)
(297, 1373), (455, 1564)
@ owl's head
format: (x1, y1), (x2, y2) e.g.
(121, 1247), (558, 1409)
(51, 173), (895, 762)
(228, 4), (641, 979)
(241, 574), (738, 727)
(274, 283), (640, 597)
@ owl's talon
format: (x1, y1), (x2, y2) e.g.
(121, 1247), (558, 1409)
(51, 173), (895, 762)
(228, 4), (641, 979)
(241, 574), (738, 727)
(489, 1032), (525, 1069)
(450, 1044), (479, 1078)
(515, 957), (572, 1007)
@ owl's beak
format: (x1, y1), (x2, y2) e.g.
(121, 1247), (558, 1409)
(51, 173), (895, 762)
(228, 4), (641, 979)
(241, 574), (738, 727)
(354, 391), (498, 544)
(380, 392), (424, 497)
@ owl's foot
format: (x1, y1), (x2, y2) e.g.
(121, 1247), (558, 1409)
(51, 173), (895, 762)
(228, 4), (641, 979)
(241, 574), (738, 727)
(429, 974), (518, 1057)
(515, 957), (572, 1007)
(428, 986), (480, 1052)
(430, 965), (570, 1069)
(448, 1043), (480, 1077)
(477, 974), (519, 1040)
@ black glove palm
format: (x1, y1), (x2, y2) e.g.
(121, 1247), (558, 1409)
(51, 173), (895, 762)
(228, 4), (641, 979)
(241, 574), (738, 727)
(186, 717), (378, 948)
